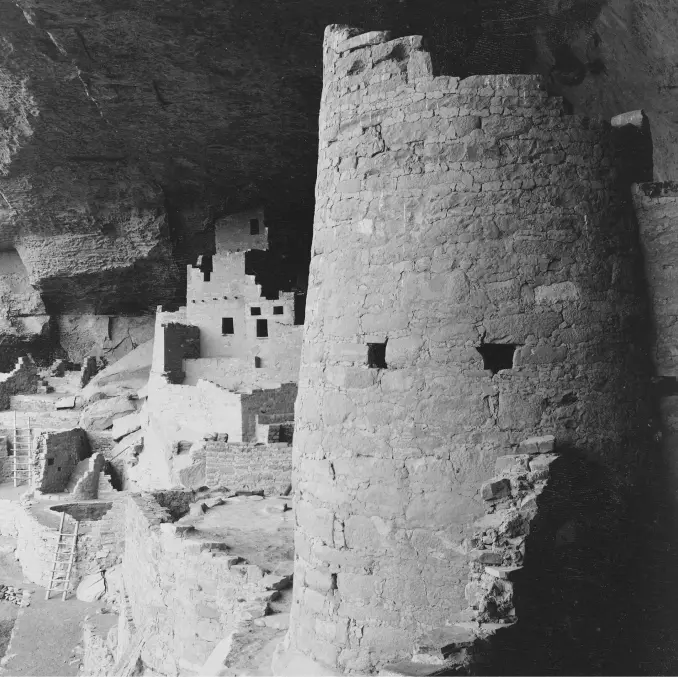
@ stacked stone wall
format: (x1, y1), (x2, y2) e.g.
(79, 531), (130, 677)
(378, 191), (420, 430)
(33, 427), (89, 493)
(204, 441), (292, 494)
(288, 25), (653, 673)
(122, 493), (290, 673)
(240, 382), (297, 442)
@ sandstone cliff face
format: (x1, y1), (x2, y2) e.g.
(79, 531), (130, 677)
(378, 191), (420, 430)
(0, 0), (675, 320)
(0, 1), (181, 315)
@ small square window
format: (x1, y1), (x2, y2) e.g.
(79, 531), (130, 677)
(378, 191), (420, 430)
(367, 343), (387, 369)
(273, 306), (284, 315)
(250, 218), (260, 235)
(47, 458), (54, 466)
(476, 343), (517, 375)
(256, 319), (268, 338)
(222, 318), (234, 335)
(250, 307), (261, 316)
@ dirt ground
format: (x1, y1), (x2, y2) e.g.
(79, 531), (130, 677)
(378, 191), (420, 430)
(0, 535), (102, 677)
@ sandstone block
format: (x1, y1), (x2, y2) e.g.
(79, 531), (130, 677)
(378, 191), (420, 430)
(189, 502), (208, 517)
(469, 549), (503, 565)
(480, 478), (511, 501)
(78, 396), (137, 431)
(335, 30), (393, 53)
(111, 412), (141, 441)
(262, 573), (293, 591)
(55, 396), (76, 410)
(76, 573), (106, 602)
(414, 625), (477, 662)
(534, 281), (579, 304)
(517, 435), (556, 455)
(485, 566), (523, 581)
(528, 453), (559, 472)
(494, 455), (530, 475)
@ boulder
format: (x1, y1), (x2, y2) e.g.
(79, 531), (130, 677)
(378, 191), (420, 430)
(176, 457), (206, 490)
(189, 502), (208, 517)
(76, 572), (106, 602)
(79, 396), (137, 431)
(111, 412), (141, 442)
(81, 340), (153, 405)
(55, 396), (76, 410)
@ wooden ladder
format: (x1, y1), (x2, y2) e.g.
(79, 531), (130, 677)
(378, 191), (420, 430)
(45, 511), (79, 601)
(12, 412), (32, 488)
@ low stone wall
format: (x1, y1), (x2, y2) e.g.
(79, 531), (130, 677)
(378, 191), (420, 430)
(0, 498), (56, 587)
(0, 357), (39, 410)
(122, 493), (290, 674)
(204, 441), (292, 495)
(0, 496), (126, 591)
(86, 503), (126, 578)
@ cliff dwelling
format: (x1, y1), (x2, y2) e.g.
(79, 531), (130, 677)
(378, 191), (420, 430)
(0, 2), (677, 676)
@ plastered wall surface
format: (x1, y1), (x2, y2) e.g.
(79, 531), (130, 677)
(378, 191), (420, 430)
(287, 26), (653, 673)
(186, 212), (302, 367)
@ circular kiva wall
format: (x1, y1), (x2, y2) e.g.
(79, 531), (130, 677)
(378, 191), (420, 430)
(288, 25), (651, 673)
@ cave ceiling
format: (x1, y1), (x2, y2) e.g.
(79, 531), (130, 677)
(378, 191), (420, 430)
(0, 0), (675, 313)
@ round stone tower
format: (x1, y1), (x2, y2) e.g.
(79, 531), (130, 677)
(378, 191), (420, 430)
(287, 25), (651, 673)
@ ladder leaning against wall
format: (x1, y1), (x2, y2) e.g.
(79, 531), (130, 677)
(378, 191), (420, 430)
(45, 511), (79, 601)
(12, 412), (32, 487)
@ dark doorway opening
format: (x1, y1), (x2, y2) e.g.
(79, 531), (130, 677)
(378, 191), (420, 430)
(294, 293), (306, 325)
(256, 319), (268, 338)
(222, 318), (234, 335)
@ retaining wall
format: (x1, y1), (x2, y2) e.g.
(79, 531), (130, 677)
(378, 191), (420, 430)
(122, 493), (288, 674)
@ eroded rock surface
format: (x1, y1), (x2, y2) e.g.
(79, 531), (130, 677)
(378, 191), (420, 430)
(1, 0), (676, 322)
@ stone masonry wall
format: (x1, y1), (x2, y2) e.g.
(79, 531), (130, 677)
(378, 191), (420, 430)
(204, 441), (292, 495)
(0, 356), (38, 410)
(33, 427), (89, 493)
(634, 182), (678, 491)
(634, 182), (678, 377)
(287, 25), (653, 673)
(240, 382), (298, 443)
(163, 322), (200, 383)
(122, 493), (289, 674)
